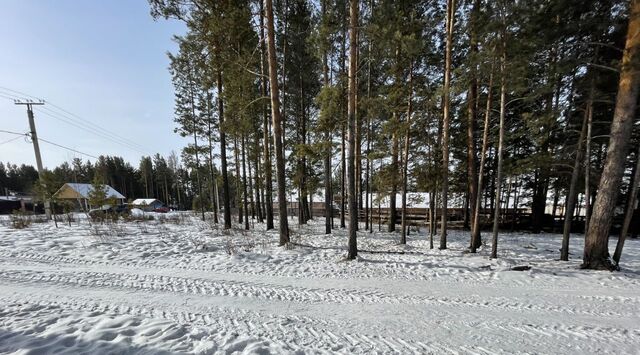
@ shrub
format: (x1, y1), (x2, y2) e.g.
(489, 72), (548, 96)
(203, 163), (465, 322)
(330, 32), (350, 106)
(10, 210), (32, 229)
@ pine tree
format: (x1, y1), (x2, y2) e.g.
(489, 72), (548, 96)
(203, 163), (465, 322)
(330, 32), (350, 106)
(88, 175), (108, 210)
(346, 0), (359, 260)
(266, 0), (291, 245)
(583, 0), (640, 270)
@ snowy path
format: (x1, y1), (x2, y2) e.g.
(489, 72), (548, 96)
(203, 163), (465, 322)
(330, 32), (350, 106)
(0, 216), (639, 354)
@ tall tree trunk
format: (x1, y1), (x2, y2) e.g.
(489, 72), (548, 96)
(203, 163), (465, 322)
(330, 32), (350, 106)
(260, 0), (274, 230)
(321, 0), (332, 235)
(389, 117), (399, 233)
(388, 46), (401, 233)
(340, 0), (347, 230)
(467, 0), (480, 241)
(551, 183), (560, 224)
(511, 175), (519, 232)
(218, 70), (232, 229)
(471, 62), (494, 253)
(430, 188), (437, 249)
(355, 37), (362, 230)
(248, 148), (256, 220)
(254, 138), (263, 222)
(440, 0), (455, 250)
(242, 135), (250, 230)
(400, 64), (413, 245)
(323, 139), (332, 232)
(613, 143), (640, 266)
(281, 0), (288, 169)
(365, 34), (372, 232)
(583, 0), (640, 270)
(234, 137), (243, 224)
(491, 31), (506, 259)
(346, 0), (359, 260)
(298, 73), (310, 224)
(341, 125), (346, 228)
(188, 73), (205, 222)
(584, 88), (594, 233)
(206, 92), (219, 224)
(560, 98), (589, 261)
(266, 0), (290, 245)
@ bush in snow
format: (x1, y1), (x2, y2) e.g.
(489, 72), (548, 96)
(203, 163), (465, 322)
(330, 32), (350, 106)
(10, 210), (32, 229)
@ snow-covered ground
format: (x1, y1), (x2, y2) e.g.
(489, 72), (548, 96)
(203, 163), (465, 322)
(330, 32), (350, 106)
(0, 213), (639, 354)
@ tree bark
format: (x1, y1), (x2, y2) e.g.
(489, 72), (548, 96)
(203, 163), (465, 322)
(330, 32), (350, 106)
(400, 64), (413, 245)
(470, 63), (494, 253)
(322, 7), (332, 234)
(613, 143), (640, 266)
(346, 0), (359, 260)
(467, 0), (480, 243)
(583, 0), (640, 270)
(187, 71), (205, 222)
(584, 89), (594, 234)
(341, 125), (346, 228)
(254, 138), (263, 222)
(365, 21), (373, 232)
(206, 92), (219, 224)
(560, 96), (589, 261)
(389, 116), (399, 233)
(440, 0), (455, 250)
(218, 70), (232, 229)
(242, 135), (249, 230)
(265, 0), (290, 245)
(260, 0), (274, 230)
(234, 137), (243, 224)
(491, 31), (506, 260)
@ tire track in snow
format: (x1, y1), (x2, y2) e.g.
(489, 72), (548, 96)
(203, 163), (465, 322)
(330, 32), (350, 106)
(0, 295), (441, 354)
(4, 251), (635, 292)
(6, 294), (636, 355)
(0, 268), (633, 318)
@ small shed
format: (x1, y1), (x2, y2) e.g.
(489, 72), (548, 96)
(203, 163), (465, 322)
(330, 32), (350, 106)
(54, 183), (125, 211)
(131, 198), (164, 211)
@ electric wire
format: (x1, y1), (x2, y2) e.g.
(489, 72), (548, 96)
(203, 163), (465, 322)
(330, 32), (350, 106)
(34, 108), (150, 155)
(0, 87), (152, 155)
(0, 128), (97, 158)
(37, 137), (100, 159)
(0, 86), (148, 149)
(0, 129), (28, 136)
(0, 135), (24, 145)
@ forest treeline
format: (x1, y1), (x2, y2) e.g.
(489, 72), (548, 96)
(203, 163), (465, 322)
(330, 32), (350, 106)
(0, 154), (238, 212)
(4, 0), (639, 270)
(146, 0), (640, 270)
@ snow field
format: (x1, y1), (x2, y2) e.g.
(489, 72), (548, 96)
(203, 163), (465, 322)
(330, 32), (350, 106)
(0, 213), (639, 354)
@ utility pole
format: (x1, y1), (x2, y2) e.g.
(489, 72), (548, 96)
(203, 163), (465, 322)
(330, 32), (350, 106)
(15, 99), (51, 220)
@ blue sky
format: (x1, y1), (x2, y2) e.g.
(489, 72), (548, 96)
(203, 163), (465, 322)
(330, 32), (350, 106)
(0, 0), (187, 168)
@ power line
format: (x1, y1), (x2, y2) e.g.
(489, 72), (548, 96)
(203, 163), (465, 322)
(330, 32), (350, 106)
(0, 87), (153, 155)
(0, 93), (18, 101)
(35, 108), (150, 155)
(0, 135), (24, 145)
(46, 101), (151, 151)
(38, 136), (99, 159)
(0, 129), (28, 136)
(0, 86), (38, 98)
(3, 125), (117, 160)
(38, 104), (151, 153)
(0, 88), (151, 153)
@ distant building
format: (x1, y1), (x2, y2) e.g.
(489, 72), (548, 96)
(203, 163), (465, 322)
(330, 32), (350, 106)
(0, 195), (31, 214)
(131, 198), (164, 211)
(54, 183), (125, 211)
